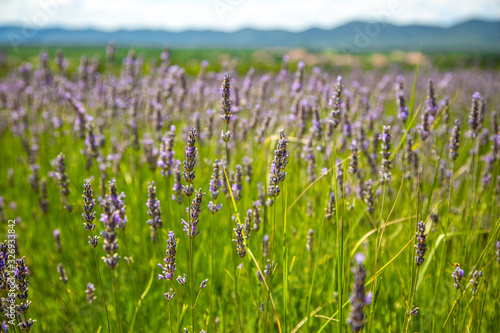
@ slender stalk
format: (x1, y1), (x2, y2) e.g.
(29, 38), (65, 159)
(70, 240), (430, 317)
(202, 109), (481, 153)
(93, 249), (111, 333)
(210, 213), (215, 333)
(282, 190), (288, 332)
(369, 183), (386, 331)
(431, 160), (455, 321)
(169, 281), (173, 333)
(242, 258), (260, 318)
(111, 269), (122, 333)
(404, 172), (421, 333)
(190, 234), (195, 332)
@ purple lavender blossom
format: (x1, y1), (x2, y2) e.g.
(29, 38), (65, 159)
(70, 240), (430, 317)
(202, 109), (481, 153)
(379, 126), (392, 184)
(207, 201), (222, 215)
(348, 253), (370, 332)
(469, 92), (481, 139)
(53, 229), (61, 253)
(449, 119), (461, 160)
(158, 231), (177, 281)
(414, 221), (427, 266)
(268, 129), (288, 199)
(220, 73), (232, 124)
(82, 180), (96, 231)
(100, 198), (120, 269)
(469, 269), (482, 295)
(181, 189), (204, 238)
(172, 160), (184, 204)
(183, 128), (198, 197)
(146, 181), (163, 243)
(86, 282), (96, 304)
(158, 126), (176, 177)
(452, 266), (464, 289)
(108, 179), (127, 229)
(209, 159), (222, 199)
(329, 76), (343, 128)
(233, 223), (246, 258)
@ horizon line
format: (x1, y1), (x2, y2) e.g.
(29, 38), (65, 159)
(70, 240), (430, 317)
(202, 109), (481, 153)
(0, 17), (498, 34)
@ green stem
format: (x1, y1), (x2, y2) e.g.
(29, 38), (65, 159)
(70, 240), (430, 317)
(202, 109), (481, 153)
(210, 212), (215, 333)
(93, 249), (111, 333)
(190, 236), (195, 333)
(169, 281), (173, 333)
(111, 269), (122, 333)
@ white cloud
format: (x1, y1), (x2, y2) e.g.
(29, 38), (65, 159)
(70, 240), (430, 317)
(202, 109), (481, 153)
(0, 0), (498, 31)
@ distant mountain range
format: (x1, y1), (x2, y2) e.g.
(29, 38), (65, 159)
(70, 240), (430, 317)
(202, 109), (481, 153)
(1, 19), (499, 53)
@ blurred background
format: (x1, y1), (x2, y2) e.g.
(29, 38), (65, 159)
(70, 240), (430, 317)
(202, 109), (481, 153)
(0, 0), (499, 73)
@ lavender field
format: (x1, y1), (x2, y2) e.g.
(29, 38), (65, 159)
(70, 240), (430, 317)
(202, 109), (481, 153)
(0, 49), (499, 333)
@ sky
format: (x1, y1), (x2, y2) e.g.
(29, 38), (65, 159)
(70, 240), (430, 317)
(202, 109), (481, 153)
(1, 0), (499, 32)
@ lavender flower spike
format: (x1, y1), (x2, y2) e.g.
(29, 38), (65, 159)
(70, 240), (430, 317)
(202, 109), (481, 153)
(233, 223), (246, 258)
(182, 189), (204, 238)
(469, 92), (481, 139)
(414, 221), (427, 266)
(452, 266), (464, 289)
(449, 119), (461, 160)
(82, 179), (96, 231)
(108, 179), (127, 229)
(209, 159), (222, 199)
(158, 231), (177, 281)
(267, 129), (289, 199)
(183, 128), (198, 198)
(379, 125), (392, 185)
(15, 257), (36, 331)
(348, 253), (372, 332)
(207, 201), (222, 215)
(220, 73), (232, 124)
(469, 269), (482, 295)
(146, 181), (163, 243)
(100, 198), (120, 269)
(329, 76), (343, 129)
(172, 160), (184, 204)
(158, 126), (176, 177)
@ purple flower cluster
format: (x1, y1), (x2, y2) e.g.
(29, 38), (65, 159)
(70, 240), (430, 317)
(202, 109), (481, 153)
(395, 75), (409, 123)
(172, 160), (184, 204)
(449, 119), (461, 160)
(470, 269), (482, 295)
(183, 128), (198, 198)
(348, 253), (372, 332)
(220, 73), (232, 124)
(82, 180), (96, 232)
(209, 159), (222, 199)
(414, 221), (427, 266)
(452, 266), (464, 289)
(182, 189), (204, 238)
(230, 164), (242, 201)
(233, 223), (246, 258)
(379, 125), (392, 184)
(325, 191), (335, 220)
(268, 129), (288, 199)
(158, 231), (177, 281)
(158, 125), (176, 177)
(15, 257), (37, 331)
(469, 92), (481, 139)
(100, 198), (120, 269)
(146, 181), (163, 243)
(108, 179), (127, 229)
(51, 152), (72, 212)
(86, 282), (96, 304)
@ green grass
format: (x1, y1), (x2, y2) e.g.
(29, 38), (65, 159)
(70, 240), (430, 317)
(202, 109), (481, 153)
(0, 47), (498, 333)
